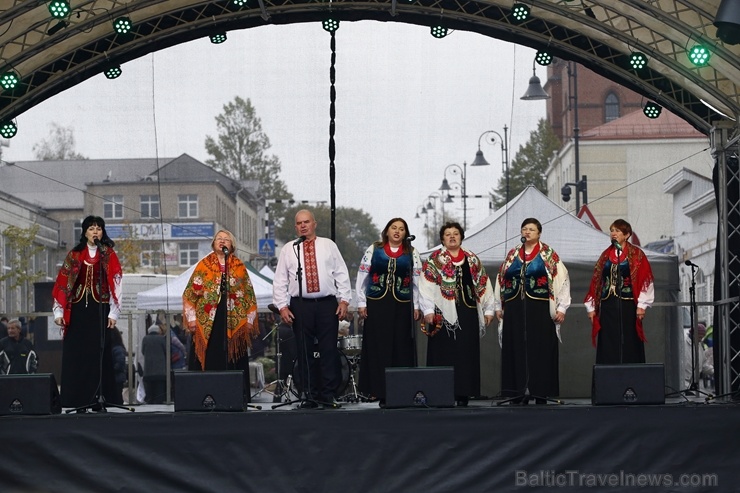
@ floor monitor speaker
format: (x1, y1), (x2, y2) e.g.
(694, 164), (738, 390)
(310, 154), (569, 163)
(0, 373), (61, 415)
(592, 363), (665, 405)
(172, 370), (247, 412)
(385, 367), (454, 408)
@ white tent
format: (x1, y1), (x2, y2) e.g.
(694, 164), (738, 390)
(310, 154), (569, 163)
(136, 260), (274, 310)
(422, 187), (681, 397)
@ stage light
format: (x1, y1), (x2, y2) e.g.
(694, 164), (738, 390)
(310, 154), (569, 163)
(209, 32), (227, 44)
(535, 51), (552, 66)
(48, 0), (70, 19)
(714, 0), (740, 45)
(113, 16), (132, 35)
(104, 65), (122, 79)
(0, 121), (17, 139)
(629, 52), (648, 70)
(430, 24), (448, 38)
(322, 19), (339, 33)
(643, 102), (662, 119)
(688, 45), (711, 66)
(0, 71), (19, 90)
(232, 0), (248, 6)
(511, 3), (530, 23)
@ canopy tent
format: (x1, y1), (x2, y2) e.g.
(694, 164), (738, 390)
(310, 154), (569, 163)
(136, 260), (274, 311)
(421, 186), (681, 398)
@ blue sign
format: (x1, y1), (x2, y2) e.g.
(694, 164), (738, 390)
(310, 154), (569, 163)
(259, 238), (275, 257)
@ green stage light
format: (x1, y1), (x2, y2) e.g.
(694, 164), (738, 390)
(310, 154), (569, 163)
(0, 71), (19, 90)
(630, 52), (648, 70)
(0, 121), (17, 139)
(322, 19), (339, 33)
(210, 32), (227, 44)
(430, 25), (448, 38)
(688, 45), (711, 66)
(48, 0), (70, 19)
(643, 102), (662, 119)
(113, 16), (132, 35)
(535, 51), (553, 66)
(511, 3), (530, 23)
(104, 66), (122, 79)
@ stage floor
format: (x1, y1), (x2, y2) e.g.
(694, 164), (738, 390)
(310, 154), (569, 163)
(2, 388), (734, 493)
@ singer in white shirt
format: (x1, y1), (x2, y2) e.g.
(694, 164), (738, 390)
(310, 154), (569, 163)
(272, 209), (351, 408)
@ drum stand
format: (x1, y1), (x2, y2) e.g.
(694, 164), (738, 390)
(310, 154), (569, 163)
(252, 312), (300, 404)
(338, 354), (369, 403)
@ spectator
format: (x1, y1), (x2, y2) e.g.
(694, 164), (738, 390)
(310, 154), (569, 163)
(110, 328), (127, 405)
(141, 323), (167, 404)
(0, 318), (38, 374)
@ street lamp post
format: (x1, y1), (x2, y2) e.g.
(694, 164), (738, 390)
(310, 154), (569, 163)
(559, 62), (588, 212)
(472, 127), (509, 204)
(439, 163), (468, 229)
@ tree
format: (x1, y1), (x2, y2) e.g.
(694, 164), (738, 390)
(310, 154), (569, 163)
(275, 205), (380, 281)
(0, 224), (46, 311)
(490, 119), (561, 209)
(205, 96), (293, 223)
(32, 122), (88, 160)
(114, 222), (143, 274)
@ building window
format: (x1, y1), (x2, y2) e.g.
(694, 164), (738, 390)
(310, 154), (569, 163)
(140, 195), (160, 219)
(605, 93), (620, 122)
(178, 194), (198, 218)
(179, 242), (199, 266)
(141, 244), (161, 268)
(103, 195), (124, 219)
(73, 220), (82, 243)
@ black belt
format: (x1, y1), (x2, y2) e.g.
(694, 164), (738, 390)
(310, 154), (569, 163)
(291, 295), (336, 303)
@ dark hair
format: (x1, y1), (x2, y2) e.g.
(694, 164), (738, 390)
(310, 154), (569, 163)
(610, 219), (633, 238)
(521, 217), (542, 233)
(74, 215), (115, 251)
(376, 217), (412, 254)
(110, 328), (125, 350)
(439, 221), (465, 242)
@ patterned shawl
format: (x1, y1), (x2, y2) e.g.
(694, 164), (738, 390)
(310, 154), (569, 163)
(183, 252), (258, 366)
(584, 243), (654, 346)
(420, 247), (492, 333)
(52, 245), (122, 335)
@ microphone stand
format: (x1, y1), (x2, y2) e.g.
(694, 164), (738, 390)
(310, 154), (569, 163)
(667, 262), (712, 399)
(273, 239), (314, 409)
(615, 243), (624, 365)
(67, 242), (133, 413)
(407, 237), (418, 368)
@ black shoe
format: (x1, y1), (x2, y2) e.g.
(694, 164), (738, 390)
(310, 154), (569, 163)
(379, 399), (386, 409)
(535, 398), (547, 405)
(322, 397), (342, 409)
(456, 398), (469, 407)
(299, 400), (320, 409)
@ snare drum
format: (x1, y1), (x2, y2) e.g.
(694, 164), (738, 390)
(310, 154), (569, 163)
(337, 334), (363, 354)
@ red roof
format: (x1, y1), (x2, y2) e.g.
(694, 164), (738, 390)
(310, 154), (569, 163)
(581, 109), (706, 141)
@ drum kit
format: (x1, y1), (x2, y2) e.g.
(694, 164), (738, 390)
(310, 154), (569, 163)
(259, 304), (370, 406)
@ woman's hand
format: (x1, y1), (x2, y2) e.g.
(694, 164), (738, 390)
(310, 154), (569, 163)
(54, 317), (65, 327)
(636, 307), (646, 321)
(553, 312), (565, 324)
(587, 311), (596, 321)
(484, 315), (494, 326)
(424, 313), (435, 325)
(495, 310), (503, 322)
(413, 309), (421, 321)
(358, 307), (368, 319)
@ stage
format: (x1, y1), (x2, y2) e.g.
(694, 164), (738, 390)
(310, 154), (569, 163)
(1, 393), (733, 493)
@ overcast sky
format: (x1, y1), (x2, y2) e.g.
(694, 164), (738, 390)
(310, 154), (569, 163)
(4, 21), (545, 249)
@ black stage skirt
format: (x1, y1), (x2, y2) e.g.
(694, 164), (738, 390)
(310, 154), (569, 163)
(500, 296), (559, 398)
(60, 299), (119, 408)
(426, 303), (480, 398)
(596, 296), (645, 364)
(358, 295), (415, 400)
(188, 294), (249, 372)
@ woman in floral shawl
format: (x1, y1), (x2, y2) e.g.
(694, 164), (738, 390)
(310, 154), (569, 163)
(52, 215), (123, 409)
(494, 218), (571, 405)
(419, 222), (494, 407)
(584, 219), (654, 364)
(183, 229), (258, 371)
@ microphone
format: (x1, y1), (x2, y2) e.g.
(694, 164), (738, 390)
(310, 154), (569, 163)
(520, 236), (526, 244)
(406, 235), (416, 242)
(611, 239), (622, 251)
(267, 303), (281, 315)
(222, 246), (230, 255)
(685, 260), (699, 268)
(94, 238), (102, 247)
(294, 235), (307, 245)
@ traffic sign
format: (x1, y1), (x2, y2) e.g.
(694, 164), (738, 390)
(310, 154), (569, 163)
(259, 238), (275, 257)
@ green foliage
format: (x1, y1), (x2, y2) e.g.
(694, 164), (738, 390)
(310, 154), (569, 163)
(115, 222), (142, 274)
(0, 224), (46, 310)
(490, 119), (560, 209)
(32, 122), (88, 160)
(204, 96), (294, 223)
(275, 205), (380, 280)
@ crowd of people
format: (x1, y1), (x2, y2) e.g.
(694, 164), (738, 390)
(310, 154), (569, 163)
(3, 211), (661, 410)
